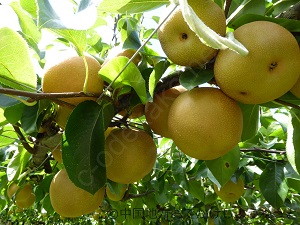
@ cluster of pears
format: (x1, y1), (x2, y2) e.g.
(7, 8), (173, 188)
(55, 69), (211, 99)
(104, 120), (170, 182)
(154, 0), (300, 161)
(7, 182), (36, 210)
(42, 49), (156, 218)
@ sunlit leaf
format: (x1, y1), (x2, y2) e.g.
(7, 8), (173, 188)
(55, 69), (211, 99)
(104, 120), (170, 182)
(50, 29), (87, 54)
(259, 162), (288, 208)
(0, 28), (36, 91)
(97, 0), (169, 14)
(37, 0), (97, 30)
(10, 1), (41, 44)
(62, 100), (114, 194)
(0, 108), (7, 126)
(6, 146), (31, 181)
(99, 56), (147, 103)
(0, 125), (19, 148)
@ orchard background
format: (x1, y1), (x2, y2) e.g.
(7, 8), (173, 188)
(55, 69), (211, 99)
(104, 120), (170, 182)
(1, 0), (300, 224)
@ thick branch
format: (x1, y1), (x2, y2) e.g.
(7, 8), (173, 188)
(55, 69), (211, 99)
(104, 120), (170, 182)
(278, 2), (300, 20)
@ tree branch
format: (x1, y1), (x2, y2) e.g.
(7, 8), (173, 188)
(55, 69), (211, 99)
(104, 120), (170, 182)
(0, 87), (99, 100)
(13, 125), (37, 154)
(122, 189), (155, 201)
(240, 148), (286, 154)
(278, 2), (300, 20)
(273, 99), (300, 111)
(224, 0), (232, 18)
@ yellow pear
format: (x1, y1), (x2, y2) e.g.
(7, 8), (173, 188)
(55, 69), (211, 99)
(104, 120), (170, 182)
(214, 21), (300, 104)
(168, 87), (243, 160)
(158, 0), (226, 67)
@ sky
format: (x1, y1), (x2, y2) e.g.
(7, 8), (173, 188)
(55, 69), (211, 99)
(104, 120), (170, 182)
(0, 0), (167, 74)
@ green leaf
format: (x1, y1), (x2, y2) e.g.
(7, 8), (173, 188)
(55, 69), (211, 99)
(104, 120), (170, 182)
(227, 0), (266, 24)
(259, 162), (288, 208)
(154, 175), (168, 205)
(4, 103), (25, 125)
(287, 178), (300, 193)
(99, 56), (147, 103)
(239, 103), (259, 141)
(171, 159), (189, 190)
(0, 125), (19, 148)
(230, 14), (300, 32)
(205, 146), (240, 187)
(21, 103), (39, 134)
(0, 94), (22, 108)
(62, 100), (114, 194)
(0, 28), (36, 92)
(6, 146), (31, 181)
(179, 69), (214, 90)
(0, 108), (8, 127)
(122, 19), (141, 50)
(50, 29), (87, 54)
(286, 110), (300, 175)
(149, 60), (170, 98)
(20, 0), (38, 18)
(97, 0), (169, 14)
(188, 179), (205, 201)
(10, 1), (41, 44)
(37, 0), (97, 30)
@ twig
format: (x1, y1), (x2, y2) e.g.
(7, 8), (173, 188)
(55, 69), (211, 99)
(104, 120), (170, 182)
(123, 189), (155, 200)
(273, 99), (300, 111)
(0, 87), (98, 100)
(240, 148), (285, 154)
(224, 0), (233, 18)
(12, 125), (36, 154)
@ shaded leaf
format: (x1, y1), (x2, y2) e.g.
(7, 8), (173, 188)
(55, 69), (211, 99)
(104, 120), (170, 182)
(179, 69), (213, 90)
(62, 100), (114, 194)
(188, 179), (204, 201)
(239, 103), (259, 141)
(149, 60), (170, 98)
(4, 103), (25, 125)
(98, 0), (169, 14)
(286, 110), (300, 175)
(21, 103), (39, 134)
(259, 162), (288, 208)
(99, 56), (147, 103)
(0, 28), (36, 92)
(230, 14), (300, 32)
(205, 146), (240, 187)
(171, 159), (189, 190)
(227, 0), (266, 24)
